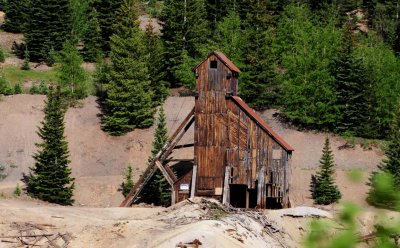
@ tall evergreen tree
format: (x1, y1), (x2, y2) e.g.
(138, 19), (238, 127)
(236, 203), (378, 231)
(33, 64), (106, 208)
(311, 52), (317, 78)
(24, 0), (72, 63)
(310, 137), (341, 205)
(2, 0), (30, 33)
(368, 111), (400, 209)
(103, 0), (154, 135)
(240, 0), (280, 109)
(90, 0), (123, 52)
(147, 107), (171, 206)
(27, 86), (74, 205)
(331, 23), (373, 137)
(82, 7), (103, 62)
(160, 0), (208, 87)
(56, 42), (88, 101)
(70, 0), (89, 44)
(144, 24), (168, 105)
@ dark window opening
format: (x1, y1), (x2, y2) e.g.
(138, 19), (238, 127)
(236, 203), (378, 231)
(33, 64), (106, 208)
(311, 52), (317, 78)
(229, 184), (258, 208)
(210, 60), (218, 69)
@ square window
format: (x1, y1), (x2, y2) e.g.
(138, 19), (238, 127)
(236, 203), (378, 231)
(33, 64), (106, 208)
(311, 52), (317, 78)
(210, 60), (218, 69)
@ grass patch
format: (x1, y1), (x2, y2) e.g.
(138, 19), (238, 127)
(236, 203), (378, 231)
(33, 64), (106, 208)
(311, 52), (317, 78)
(3, 65), (57, 85)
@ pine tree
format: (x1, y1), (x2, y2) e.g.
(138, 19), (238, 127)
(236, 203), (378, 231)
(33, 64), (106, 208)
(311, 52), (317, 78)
(90, 0), (123, 52)
(24, 0), (72, 63)
(27, 86), (74, 205)
(331, 23), (373, 137)
(82, 7), (103, 62)
(121, 164), (135, 197)
(56, 42), (88, 101)
(3, 0), (30, 33)
(70, 0), (89, 44)
(150, 107), (168, 158)
(368, 112), (400, 209)
(144, 24), (168, 105)
(310, 137), (341, 205)
(160, 0), (208, 87)
(240, 0), (280, 109)
(148, 107), (171, 206)
(14, 183), (21, 196)
(103, 0), (154, 135)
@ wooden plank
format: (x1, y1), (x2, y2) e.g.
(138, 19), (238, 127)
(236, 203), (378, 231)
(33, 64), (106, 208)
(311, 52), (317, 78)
(222, 166), (230, 205)
(155, 160), (175, 186)
(190, 165), (197, 199)
(168, 107), (195, 143)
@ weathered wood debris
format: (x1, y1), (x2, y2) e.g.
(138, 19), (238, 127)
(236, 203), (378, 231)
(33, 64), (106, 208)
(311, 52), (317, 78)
(0, 222), (72, 248)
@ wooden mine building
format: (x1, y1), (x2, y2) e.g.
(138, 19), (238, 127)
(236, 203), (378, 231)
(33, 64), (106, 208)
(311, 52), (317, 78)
(121, 52), (294, 209)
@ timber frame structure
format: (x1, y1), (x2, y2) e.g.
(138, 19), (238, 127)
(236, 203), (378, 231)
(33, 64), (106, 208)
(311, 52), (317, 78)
(121, 51), (294, 209)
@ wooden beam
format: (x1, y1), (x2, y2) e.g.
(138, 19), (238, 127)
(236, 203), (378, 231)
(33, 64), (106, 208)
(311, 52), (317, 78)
(190, 165), (197, 199)
(120, 109), (195, 207)
(155, 160), (175, 187)
(166, 158), (194, 163)
(173, 143), (195, 149)
(168, 107), (195, 143)
(222, 166), (231, 205)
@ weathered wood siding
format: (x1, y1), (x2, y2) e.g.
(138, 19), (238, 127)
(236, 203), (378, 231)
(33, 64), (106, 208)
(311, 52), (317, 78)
(193, 52), (291, 208)
(194, 55), (235, 198)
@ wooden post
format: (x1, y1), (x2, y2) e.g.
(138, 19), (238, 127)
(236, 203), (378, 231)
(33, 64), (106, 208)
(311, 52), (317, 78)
(245, 189), (249, 208)
(190, 165), (197, 199)
(222, 166), (231, 205)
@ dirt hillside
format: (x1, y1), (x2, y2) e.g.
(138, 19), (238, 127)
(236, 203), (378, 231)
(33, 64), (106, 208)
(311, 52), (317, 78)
(0, 94), (382, 207)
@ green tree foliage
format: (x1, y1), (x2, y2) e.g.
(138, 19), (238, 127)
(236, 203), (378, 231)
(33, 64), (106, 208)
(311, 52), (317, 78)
(355, 33), (400, 139)
(14, 183), (21, 196)
(94, 57), (111, 98)
(82, 7), (103, 62)
(150, 106), (168, 158)
(14, 83), (22, 94)
(275, 4), (340, 129)
(160, 0), (208, 86)
(371, 1), (399, 46)
(27, 86), (74, 205)
(240, 0), (279, 109)
(368, 112), (400, 209)
(70, 0), (89, 43)
(0, 74), (14, 95)
(306, 174), (400, 248)
(2, 0), (30, 33)
(144, 24), (168, 104)
(0, 45), (5, 63)
(90, 0), (123, 52)
(21, 49), (30, 70)
(121, 164), (135, 197)
(56, 42), (88, 101)
(310, 137), (341, 205)
(148, 107), (171, 206)
(103, 0), (154, 135)
(331, 23), (373, 137)
(24, 0), (72, 63)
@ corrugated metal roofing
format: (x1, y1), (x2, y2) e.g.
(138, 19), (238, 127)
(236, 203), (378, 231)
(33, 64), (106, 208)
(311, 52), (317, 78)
(231, 96), (294, 152)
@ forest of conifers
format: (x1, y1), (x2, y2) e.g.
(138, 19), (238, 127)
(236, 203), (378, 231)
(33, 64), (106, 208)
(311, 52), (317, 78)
(2, 0), (400, 139)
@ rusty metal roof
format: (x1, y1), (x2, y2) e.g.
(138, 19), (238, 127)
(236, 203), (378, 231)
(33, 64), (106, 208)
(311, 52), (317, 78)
(193, 51), (241, 73)
(231, 96), (294, 152)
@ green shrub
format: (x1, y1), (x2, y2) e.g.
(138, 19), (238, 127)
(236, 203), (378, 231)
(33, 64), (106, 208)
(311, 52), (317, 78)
(14, 183), (21, 196)
(0, 76), (14, 95)
(14, 83), (22, 94)
(29, 83), (39, 94)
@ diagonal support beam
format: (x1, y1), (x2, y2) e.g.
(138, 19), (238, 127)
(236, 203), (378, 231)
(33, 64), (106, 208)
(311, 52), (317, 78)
(155, 160), (175, 186)
(120, 108), (195, 207)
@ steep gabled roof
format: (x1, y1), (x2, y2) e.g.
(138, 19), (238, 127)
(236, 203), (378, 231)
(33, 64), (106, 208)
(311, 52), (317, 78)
(231, 96), (294, 152)
(193, 51), (241, 73)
